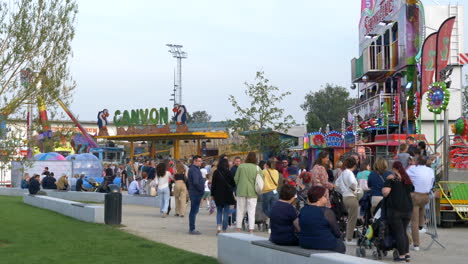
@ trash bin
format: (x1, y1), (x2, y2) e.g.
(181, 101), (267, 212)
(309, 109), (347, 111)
(104, 184), (122, 225)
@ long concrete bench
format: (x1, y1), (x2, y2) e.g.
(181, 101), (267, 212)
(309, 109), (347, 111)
(0, 187), (28, 196)
(23, 194), (104, 223)
(1, 188), (160, 207)
(218, 233), (384, 264)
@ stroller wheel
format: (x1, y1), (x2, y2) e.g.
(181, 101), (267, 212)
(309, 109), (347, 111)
(383, 251), (388, 257)
(392, 250), (398, 259)
(372, 251), (378, 260)
(355, 248), (361, 257)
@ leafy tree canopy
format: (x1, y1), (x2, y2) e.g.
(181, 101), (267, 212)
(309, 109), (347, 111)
(301, 84), (354, 132)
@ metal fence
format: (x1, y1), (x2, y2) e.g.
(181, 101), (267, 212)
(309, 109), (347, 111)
(424, 191), (445, 250)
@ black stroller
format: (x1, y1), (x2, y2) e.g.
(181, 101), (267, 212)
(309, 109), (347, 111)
(329, 189), (348, 237)
(356, 200), (398, 260)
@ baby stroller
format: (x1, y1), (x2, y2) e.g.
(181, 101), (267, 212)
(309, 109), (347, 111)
(356, 200), (398, 260)
(242, 194), (268, 232)
(295, 184), (310, 212)
(355, 192), (374, 257)
(329, 189), (347, 236)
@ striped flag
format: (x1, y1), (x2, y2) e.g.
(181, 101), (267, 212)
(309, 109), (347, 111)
(459, 53), (468, 64)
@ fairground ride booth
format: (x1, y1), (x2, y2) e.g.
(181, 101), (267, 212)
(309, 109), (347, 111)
(97, 130), (228, 160)
(303, 131), (355, 170)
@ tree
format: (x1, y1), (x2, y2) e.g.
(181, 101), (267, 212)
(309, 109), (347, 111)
(301, 84), (354, 132)
(187, 110), (211, 123)
(228, 71), (296, 155)
(0, 0), (78, 163)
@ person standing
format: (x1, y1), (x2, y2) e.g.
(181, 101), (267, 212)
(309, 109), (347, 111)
(406, 156), (434, 251)
(230, 157), (242, 176)
(397, 144), (411, 169)
(155, 162), (171, 217)
(335, 157), (358, 245)
(173, 161), (188, 217)
(188, 155), (205, 235)
(368, 157), (393, 214)
(211, 158), (236, 234)
(262, 160), (279, 219)
(311, 151), (334, 206)
(383, 161), (414, 262)
(235, 152), (262, 234)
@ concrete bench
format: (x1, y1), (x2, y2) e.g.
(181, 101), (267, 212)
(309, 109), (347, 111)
(218, 233), (383, 264)
(2, 187), (162, 207)
(0, 187), (29, 196)
(23, 194), (104, 223)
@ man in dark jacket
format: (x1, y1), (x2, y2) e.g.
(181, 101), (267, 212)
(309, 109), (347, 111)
(188, 155), (205, 235)
(29, 174), (46, 195)
(41, 173), (56, 189)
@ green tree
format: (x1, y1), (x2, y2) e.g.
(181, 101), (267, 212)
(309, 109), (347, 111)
(187, 110), (212, 123)
(0, 0), (78, 164)
(228, 71), (296, 155)
(301, 84), (354, 132)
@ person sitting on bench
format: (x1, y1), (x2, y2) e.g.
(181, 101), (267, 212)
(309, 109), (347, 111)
(269, 184), (300, 245)
(298, 186), (345, 253)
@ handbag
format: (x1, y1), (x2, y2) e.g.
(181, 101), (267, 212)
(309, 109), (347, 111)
(255, 166), (264, 195)
(150, 187), (157, 196)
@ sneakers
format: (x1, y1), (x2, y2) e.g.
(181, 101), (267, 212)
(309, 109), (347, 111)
(419, 228), (427, 233)
(393, 256), (406, 263)
(189, 230), (202, 235)
(412, 246), (420, 251)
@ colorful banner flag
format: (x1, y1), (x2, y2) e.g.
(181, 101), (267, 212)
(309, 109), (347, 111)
(420, 32), (438, 97)
(435, 16), (456, 81)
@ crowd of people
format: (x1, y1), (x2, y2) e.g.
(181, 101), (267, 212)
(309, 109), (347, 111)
(21, 137), (436, 262)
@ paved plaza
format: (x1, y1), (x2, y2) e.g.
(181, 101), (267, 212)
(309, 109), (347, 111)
(120, 203), (468, 263)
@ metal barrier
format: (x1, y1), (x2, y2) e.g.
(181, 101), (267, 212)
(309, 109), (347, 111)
(424, 191), (445, 250)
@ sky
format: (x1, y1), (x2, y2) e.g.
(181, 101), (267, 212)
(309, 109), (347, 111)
(69, 0), (468, 125)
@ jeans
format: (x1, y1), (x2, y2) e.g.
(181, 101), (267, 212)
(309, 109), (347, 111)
(216, 204), (231, 231)
(262, 191), (279, 218)
(159, 187), (170, 214)
(387, 209), (411, 256)
(189, 194), (203, 231)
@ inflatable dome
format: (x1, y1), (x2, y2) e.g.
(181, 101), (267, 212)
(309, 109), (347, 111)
(66, 153), (103, 180)
(34, 152), (66, 161)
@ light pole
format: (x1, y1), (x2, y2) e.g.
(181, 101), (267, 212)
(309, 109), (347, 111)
(166, 44), (187, 106)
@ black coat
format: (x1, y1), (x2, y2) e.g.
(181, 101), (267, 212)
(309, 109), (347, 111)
(41, 176), (56, 189)
(29, 178), (41, 194)
(211, 169), (236, 206)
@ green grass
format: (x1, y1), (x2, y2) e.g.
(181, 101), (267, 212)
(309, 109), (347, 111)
(0, 195), (218, 264)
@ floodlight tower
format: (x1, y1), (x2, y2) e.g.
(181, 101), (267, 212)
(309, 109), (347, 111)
(166, 44), (187, 106)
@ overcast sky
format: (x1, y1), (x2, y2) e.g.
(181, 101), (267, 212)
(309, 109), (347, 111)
(69, 0), (467, 124)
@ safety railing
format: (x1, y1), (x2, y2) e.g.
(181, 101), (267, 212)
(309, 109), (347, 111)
(424, 191), (445, 250)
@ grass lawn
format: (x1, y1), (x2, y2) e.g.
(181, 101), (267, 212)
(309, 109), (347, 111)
(0, 195), (218, 264)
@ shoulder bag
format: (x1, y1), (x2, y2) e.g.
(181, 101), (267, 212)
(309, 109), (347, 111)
(255, 166), (265, 195)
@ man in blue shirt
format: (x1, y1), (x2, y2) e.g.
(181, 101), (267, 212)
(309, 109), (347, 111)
(188, 155), (205, 235)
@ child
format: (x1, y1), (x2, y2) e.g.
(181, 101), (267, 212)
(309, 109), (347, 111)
(356, 161), (370, 192)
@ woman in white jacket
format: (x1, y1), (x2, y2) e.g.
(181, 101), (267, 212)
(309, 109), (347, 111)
(336, 157), (358, 245)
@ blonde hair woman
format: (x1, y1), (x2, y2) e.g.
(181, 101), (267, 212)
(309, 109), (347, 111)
(368, 157), (393, 214)
(173, 160), (188, 217)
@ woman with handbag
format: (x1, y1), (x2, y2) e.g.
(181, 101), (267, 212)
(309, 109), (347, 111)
(173, 160), (188, 217)
(211, 158), (236, 234)
(335, 157), (359, 245)
(368, 157), (393, 214)
(383, 161), (414, 262)
(234, 151), (263, 233)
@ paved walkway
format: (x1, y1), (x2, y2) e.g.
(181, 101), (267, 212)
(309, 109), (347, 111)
(120, 203), (468, 263)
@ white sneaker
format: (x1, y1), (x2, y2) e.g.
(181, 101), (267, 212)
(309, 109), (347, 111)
(413, 246), (420, 251)
(419, 228), (427, 233)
